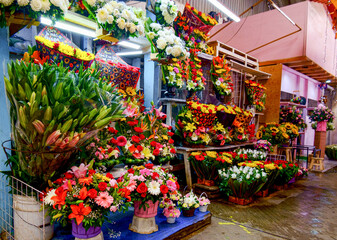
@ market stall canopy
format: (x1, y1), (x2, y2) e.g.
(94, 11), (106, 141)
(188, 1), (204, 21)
(209, 1), (336, 83)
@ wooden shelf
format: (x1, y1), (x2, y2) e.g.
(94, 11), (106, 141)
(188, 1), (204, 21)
(160, 98), (186, 104)
(198, 52), (214, 61)
(280, 101), (307, 108)
(176, 142), (254, 153)
(255, 112), (264, 116)
(230, 60), (271, 79)
(307, 107), (316, 111)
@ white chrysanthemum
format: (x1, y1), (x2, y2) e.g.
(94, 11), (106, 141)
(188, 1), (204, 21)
(172, 45), (182, 57)
(104, 3), (113, 14)
(44, 189), (56, 206)
(86, 0), (95, 6)
(40, 0), (50, 13)
(156, 37), (167, 50)
(150, 23), (161, 32)
(1, 0), (14, 6)
(17, 0), (29, 7)
(107, 15), (114, 24)
(117, 18), (126, 29)
(97, 8), (108, 24)
(121, 9), (131, 20)
(147, 181), (161, 195)
(30, 0), (42, 11)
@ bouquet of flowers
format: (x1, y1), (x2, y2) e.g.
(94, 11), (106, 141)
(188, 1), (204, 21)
(254, 140), (272, 152)
(0, 0), (68, 28)
(43, 164), (131, 232)
(290, 96), (302, 104)
(234, 149), (268, 161)
(161, 63), (184, 89)
(84, 0), (145, 40)
(198, 196), (210, 206)
(178, 191), (199, 210)
(4, 49), (123, 190)
(186, 101), (217, 127)
(218, 165), (267, 199)
(154, 0), (178, 26)
(245, 80), (267, 112)
(163, 206), (181, 223)
(282, 122), (299, 141)
(189, 151), (233, 186)
(232, 127), (249, 143)
(211, 56), (233, 96)
(147, 22), (188, 61)
(256, 122), (290, 146)
(210, 122), (232, 146)
(119, 164), (180, 210)
(273, 160), (299, 186)
(185, 49), (206, 92)
(279, 106), (307, 130)
(309, 105), (334, 123)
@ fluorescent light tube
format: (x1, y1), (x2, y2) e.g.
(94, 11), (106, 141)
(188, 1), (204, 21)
(118, 41), (141, 50)
(40, 17), (97, 38)
(270, 2), (296, 26)
(207, 0), (240, 22)
(116, 51), (143, 56)
(326, 80), (331, 83)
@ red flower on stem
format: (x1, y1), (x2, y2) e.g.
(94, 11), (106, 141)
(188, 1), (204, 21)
(68, 203), (92, 225)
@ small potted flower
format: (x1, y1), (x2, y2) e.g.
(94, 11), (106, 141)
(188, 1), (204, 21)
(163, 206), (181, 223)
(198, 194), (210, 212)
(178, 191), (199, 217)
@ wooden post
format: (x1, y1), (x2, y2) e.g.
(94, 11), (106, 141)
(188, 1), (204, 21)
(314, 131), (327, 158)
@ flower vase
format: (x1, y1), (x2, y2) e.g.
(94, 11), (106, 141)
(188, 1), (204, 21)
(317, 121), (327, 132)
(71, 220), (102, 240)
(199, 205), (208, 212)
(129, 200), (159, 234)
(182, 208), (196, 217)
(167, 217), (176, 224)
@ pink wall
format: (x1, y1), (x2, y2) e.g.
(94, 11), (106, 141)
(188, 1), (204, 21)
(210, 1), (337, 76)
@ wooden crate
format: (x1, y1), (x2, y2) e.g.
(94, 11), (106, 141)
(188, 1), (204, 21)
(207, 40), (259, 69)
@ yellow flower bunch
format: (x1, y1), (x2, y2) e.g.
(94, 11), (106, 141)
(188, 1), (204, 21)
(194, 29), (209, 41)
(35, 36), (95, 61)
(188, 101), (217, 114)
(264, 163), (279, 170)
(217, 105), (236, 114)
(190, 151), (202, 156)
(218, 152), (233, 164)
(214, 123), (225, 132)
(206, 151), (217, 158)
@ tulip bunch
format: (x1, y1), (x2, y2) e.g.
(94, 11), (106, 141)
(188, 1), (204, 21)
(4, 49), (124, 190)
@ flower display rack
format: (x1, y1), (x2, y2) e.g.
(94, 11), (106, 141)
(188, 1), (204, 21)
(207, 40), (259, 70)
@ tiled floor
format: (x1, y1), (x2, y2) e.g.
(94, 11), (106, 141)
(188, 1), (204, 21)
(185, 171), (337, 240)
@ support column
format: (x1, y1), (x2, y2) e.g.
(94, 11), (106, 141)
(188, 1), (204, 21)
(144, 53), (159, 109)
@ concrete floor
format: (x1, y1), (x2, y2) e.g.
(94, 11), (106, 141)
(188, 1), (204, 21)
(185, 172), (337, 240)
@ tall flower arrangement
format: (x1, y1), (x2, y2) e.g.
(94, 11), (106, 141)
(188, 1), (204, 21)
(211, 56), (233, 96)
(43, 164), (131, 230)
(0, 0), (69, 28)
(245, 80), (266, 111)
(280, 106), (307, 130)
(84, 0), (145, 40)
(4, 49), (123, 190)
(309, 105), (334, 123)
(161, 63), (184, 89)
(256, 122), (290, 146)
(185, 49), (206, 92)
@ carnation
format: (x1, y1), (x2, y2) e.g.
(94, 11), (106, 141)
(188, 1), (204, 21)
(40, 0), (51, 13)
(1, 0), (14, 6)
(30, 0), (42, 11)
(147, 181), (161, 195)
(117, 18), (126, 30)
(157, 37), (167, 50)
(17, 0), (29, 7)
(97, 8), (109, 24)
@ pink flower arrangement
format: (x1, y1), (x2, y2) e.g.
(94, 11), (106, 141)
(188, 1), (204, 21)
(198, 196), (210, 206)
(163, 206), (181, 218)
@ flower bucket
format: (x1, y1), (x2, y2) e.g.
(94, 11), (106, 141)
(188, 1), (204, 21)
(317, 121), (327, 132)
(228, 196), (253, 206)
(288, 177), (296, 184)
(182, 208), (196, 217)
(199, 205), (208, 212)
(71, 220), (101, 239)
(134, 200), (159, 218)
(197, 178), (215, 186)
(13, 195), (53, 240)
(256, 189), (269, 198)
(167, 217), (176, 224)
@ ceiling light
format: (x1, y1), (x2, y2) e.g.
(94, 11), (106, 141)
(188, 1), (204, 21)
(326, 79), (331, 83)
(207, 0), (240, 22)
(116, 51), (143, 56)
(269, 1), (296, 26)
(118, 41), (141, 50)
(40, 17), (96, 38)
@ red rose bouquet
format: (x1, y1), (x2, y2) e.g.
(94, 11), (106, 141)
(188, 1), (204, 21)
(43, 163), (131, 232)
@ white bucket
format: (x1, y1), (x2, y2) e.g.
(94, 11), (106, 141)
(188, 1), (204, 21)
(199, 205), (208, 212)
(167, 217), (176, 224)
(13, 194), (53, 240)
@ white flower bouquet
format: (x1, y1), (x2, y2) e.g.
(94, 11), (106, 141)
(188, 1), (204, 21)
(219, 166), (267, 199)
(147, 22), (188, 60)
(178, 191), (199, 210)
(84, 0), (145, 39)
(234, 148), (268, 161)
(0, 0), (69, 27)
(154, 0), (178, 26)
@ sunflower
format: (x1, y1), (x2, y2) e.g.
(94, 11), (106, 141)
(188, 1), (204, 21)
(256, 131), (262, 139)
(279, 127), (286, 133)
(237, 127), (244, 133)
(270, 127), (279, 133)
(282, 133), (289, 139)
(284, 123), (292, 130)
(292, 128), (299, 135)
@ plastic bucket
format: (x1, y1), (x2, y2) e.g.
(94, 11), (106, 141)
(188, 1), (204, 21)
(167, 217), (176, 224)
(199, 205), (208, 212)
(13, 194), (53, 240)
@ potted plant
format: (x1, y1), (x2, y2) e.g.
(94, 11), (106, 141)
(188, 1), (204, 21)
(178, 191), (200, 217)
(198, 194), (210, 212)
(43, 163), (131, 239)
(309, 105), (335, 132)
(218, 165), (267, 205)
(163, 206), (181, 223)
(254, 140), (272, 153)
(256, 122), (291, 151)
(279, 106), (307, 130)
(273, 160), (299, 190)
(119, 164), (180, 234)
